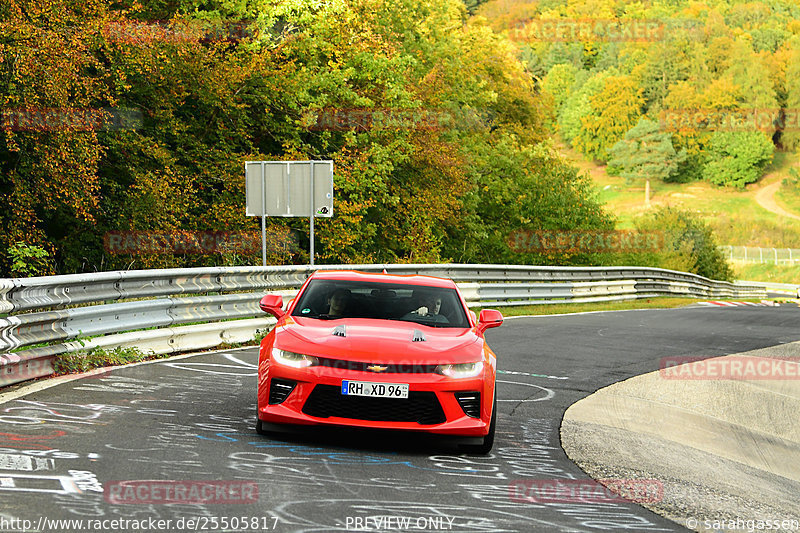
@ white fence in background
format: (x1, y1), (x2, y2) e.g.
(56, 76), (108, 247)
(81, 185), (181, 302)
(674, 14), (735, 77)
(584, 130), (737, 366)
(721, 245), (800, 265)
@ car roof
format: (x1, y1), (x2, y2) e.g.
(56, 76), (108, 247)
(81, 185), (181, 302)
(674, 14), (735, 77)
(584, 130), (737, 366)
(309, 270), (457, 289)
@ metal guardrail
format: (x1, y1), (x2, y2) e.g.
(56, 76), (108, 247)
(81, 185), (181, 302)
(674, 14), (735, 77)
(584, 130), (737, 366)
(735, 280), (799, 295)
(0, 264), (766, 388)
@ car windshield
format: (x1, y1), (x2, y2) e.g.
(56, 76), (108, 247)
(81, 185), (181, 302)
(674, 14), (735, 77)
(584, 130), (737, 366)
(291, 279), (470, 328)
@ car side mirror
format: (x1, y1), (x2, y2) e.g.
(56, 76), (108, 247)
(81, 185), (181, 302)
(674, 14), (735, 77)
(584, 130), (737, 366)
(259, 294), (285, 318)
(477, 309), (503, 334)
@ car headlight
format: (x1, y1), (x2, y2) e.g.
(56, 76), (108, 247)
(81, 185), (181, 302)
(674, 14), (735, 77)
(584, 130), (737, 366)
(436, 361), (484, 378)
(272, 348), (319, 368)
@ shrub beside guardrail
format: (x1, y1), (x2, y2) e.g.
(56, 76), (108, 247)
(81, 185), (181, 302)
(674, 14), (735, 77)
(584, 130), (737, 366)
(0, 264), (767, 388)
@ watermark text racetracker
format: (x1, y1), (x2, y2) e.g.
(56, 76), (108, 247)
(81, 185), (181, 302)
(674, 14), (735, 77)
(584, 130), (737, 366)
(507, 18), (701, 43)
(104, 480), (257, 505)
(509, 478), (664, 504)
(511, 18), (665, 42)
(507, 230), (664, 254)
(659, 108), (800, 133)
(310, 107), (493, 132)
(660, 357), (800, 380)
(103, 19), (254, 44)
(104, 230), (297, 255)
(1, 107), (142, 132)
(0, 355), (51, 386)
(0, 354), (112, 385)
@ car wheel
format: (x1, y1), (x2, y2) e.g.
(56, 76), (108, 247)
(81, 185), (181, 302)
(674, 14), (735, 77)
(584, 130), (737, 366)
(462, 395), (496, 455)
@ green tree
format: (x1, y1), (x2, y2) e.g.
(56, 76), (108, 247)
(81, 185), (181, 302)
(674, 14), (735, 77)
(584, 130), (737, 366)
(608, 117), (687, 184)
(8, 242), (53, 277)
(541, 43), (585, 72)
(557, 70), (606, 147)
(462, 0), (490, 15)
(627, 207), (733, 281)
(542, 63), (579, 111)
(447, 133), (614, 265)
(702, 130), (774, 188)
(637, 40), (691, 109)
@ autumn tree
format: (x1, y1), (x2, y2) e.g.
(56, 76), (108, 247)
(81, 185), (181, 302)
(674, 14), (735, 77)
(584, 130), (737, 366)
(782, 41), (800, 150)
(1, 0), (620, 274)
(573, 73), (644, 162)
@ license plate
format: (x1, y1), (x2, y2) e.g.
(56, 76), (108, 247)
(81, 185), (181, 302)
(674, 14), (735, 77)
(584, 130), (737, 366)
(341, 380), (409, 399)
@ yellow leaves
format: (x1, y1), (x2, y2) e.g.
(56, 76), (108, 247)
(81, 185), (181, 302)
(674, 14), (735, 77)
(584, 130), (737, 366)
(664, 80), (702, 110)
(701, 77), (741, 109)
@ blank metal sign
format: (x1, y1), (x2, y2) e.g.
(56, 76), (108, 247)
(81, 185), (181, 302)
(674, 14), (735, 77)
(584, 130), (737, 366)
(245, 161), (333, 217)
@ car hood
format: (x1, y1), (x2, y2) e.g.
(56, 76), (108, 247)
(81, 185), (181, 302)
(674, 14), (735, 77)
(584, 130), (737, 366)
(275, 317), (482, 364)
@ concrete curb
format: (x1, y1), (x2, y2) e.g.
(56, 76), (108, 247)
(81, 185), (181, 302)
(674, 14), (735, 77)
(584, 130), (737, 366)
(561, 343), (800, 531)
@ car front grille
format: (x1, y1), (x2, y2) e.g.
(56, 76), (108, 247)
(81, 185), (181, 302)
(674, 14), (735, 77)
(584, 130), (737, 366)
(302, 385), (446, 425)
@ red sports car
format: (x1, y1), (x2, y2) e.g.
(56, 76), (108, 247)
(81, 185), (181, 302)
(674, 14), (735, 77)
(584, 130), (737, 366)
(256, 270), (503, 453)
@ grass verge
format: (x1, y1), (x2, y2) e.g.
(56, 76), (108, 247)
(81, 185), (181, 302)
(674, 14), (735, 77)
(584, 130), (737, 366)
(52, 346), (173, 376)
(51, 326), (272, 377)
(733, 263), (800, 284)
(775, 186), (800, 217)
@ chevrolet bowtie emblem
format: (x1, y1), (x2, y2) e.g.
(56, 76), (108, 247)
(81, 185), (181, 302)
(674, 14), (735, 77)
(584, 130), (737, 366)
(367, 365), (388, 372)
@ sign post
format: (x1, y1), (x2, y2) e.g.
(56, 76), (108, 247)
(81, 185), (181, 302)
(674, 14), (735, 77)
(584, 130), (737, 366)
(245, 161), (333, 266)
(309, 161), (315, 265)
(261, 161), (267, 266)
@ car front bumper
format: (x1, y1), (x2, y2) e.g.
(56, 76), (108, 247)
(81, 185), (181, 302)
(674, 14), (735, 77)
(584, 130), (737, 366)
(257, 365), (494, 437)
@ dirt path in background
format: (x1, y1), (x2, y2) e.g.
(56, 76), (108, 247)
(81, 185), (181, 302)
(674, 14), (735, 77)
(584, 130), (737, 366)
(556, 136), (800, 222)
(755, 181), (800, 221)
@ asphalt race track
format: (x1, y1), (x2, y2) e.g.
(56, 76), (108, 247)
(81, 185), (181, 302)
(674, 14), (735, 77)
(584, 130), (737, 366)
(1, 305), (799, 533)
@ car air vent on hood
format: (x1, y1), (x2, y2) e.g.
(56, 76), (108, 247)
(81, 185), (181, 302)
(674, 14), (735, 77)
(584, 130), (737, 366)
(412, 329), (426, 342)
(332, 325), (346, 337)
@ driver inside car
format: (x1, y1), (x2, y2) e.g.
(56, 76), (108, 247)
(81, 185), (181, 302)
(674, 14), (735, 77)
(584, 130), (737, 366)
(402, 291), (448, 324)
(326, 288), (351, 317)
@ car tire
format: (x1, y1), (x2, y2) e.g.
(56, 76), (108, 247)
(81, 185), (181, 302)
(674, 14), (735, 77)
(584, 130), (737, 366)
(462, 395), (496, 455)
(256, 416), (267, 436)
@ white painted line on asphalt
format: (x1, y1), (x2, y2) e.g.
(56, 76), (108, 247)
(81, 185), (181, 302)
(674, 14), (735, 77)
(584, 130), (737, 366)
(0, 346), (257, 406)
(497, 379), (555, 402)
(498, 369), (569, 380)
